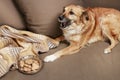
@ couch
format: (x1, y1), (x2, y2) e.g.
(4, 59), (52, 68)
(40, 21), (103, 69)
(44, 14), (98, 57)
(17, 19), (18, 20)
(1, 0), (120, 80)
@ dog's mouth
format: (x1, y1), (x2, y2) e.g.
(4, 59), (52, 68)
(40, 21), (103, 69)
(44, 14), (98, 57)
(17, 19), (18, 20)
(60, 21), (71, 28)
(58, 16), (71, 28)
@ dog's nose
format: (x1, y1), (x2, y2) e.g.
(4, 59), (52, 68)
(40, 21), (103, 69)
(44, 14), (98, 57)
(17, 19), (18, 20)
(58, 15), (64, 21)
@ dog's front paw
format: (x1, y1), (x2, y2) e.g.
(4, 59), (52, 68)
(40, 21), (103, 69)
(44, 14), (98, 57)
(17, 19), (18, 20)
(104, 48), (111, 54)
(44, 55), (58, 62)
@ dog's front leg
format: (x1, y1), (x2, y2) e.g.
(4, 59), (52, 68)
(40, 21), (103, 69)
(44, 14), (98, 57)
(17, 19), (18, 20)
(55, 36), (65, 42)
(44, 41), (80, 62)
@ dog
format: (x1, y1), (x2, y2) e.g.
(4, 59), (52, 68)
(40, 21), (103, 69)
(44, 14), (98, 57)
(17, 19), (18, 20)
(44, 4), (120, 62)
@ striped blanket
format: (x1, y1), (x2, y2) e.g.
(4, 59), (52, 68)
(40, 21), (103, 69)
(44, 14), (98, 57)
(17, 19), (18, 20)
(0, 25), (58, 77)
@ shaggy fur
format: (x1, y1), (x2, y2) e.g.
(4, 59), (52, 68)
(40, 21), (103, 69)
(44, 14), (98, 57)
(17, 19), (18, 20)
(44, 5), (120, 62)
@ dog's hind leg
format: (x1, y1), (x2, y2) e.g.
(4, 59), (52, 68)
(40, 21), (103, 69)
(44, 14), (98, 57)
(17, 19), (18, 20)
(102, 25), (118, 54)
(100, 15), (120, 54)
(104, 36), (118, 54)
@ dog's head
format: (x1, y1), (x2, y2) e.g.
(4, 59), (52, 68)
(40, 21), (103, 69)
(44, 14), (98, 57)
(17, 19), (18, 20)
(58, 5), (91, 29)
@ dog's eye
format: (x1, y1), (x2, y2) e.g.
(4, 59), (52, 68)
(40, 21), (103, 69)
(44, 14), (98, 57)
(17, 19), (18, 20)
(85, 16), (89, 21)
(69, 11), (74, 15)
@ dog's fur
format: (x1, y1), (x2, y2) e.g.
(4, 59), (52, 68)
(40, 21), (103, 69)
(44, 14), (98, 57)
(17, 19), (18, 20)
(44, 5), (120, 62)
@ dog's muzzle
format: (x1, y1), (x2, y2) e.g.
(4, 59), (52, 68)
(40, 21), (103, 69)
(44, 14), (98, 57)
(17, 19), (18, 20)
(58, 15), (71, 28)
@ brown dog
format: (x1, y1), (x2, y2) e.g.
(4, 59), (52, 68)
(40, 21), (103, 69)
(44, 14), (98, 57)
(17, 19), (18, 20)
(44, 5), (120, 62)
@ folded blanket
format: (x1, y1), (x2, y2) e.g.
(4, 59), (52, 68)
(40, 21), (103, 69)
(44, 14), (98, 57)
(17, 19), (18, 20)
(0, 25), (59, 77)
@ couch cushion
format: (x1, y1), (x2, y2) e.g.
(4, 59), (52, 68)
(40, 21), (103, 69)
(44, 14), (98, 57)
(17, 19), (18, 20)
(1, 42), (120, 80)
(0, 0), (25, 29)
(15, 0), (83, 37)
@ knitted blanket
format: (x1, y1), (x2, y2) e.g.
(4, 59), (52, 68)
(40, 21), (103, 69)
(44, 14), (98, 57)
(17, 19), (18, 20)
(0, 25), (59, 77)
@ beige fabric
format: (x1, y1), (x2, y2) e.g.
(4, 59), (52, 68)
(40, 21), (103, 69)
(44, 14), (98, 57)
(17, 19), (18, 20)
(0, 25), (59, 77)
(0, 45), (22, 77)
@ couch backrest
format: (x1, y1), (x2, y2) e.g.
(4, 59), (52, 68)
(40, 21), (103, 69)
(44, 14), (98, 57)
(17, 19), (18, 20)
(1, 0), (120, 37)
(0, 0), (25, 30)
(83, 0), (120, 10)
(14, 0), (84, 38)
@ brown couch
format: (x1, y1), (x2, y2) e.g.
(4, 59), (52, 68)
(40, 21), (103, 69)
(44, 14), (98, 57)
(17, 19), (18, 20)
(1, 0), (120, 80)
